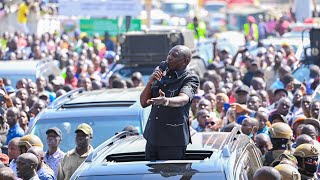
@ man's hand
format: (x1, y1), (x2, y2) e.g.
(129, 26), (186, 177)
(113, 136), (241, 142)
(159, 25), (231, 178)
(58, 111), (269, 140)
(149, 67), (164, 83)
(147, 89), (167, 106)
(230, 103), (246, 113)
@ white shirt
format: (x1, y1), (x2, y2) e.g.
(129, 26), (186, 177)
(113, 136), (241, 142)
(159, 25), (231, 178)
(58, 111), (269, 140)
(9, 159), (17, 176)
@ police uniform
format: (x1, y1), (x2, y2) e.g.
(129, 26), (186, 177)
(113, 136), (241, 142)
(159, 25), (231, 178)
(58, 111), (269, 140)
(300, 174), (317, 180)
(262, 122), (294, 166)
(143, 68), (199, 160)
(275, 164), (301, 180)
(294, 144), (320, 180)
(262, 150), (293, 166)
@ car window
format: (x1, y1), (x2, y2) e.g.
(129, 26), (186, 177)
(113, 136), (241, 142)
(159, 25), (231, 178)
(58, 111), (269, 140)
(30, 116), (142, 152)
(163, 3), (190, 15)
(205, 4), (225, 12)
(293, 65), (310, 83)
(314, 91), (320, 101)
(246, 145), (261, 178)
(0, 75), (35, 87)
(235, 145), (261, 180)
(235, 151), (249, 180)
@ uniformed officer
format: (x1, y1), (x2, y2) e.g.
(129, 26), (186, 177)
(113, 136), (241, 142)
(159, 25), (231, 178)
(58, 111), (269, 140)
(262, 122), (294, 166)
(274, 164), (301, 180)
(294, 143), (319, 180)
(18, 134), (44, 154)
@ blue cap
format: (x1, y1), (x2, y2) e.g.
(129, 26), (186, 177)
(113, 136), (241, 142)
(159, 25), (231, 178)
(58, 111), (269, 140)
(5, 86), (15, 93)
(237, 115), (248, 125)
(104, 51), (116, 59)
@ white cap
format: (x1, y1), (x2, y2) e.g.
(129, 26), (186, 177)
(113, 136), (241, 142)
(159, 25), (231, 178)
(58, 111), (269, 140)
(52, 76), (65, 86)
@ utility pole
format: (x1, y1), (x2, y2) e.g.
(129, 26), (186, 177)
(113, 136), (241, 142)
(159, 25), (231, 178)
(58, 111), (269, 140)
(146, 0), (152, 28)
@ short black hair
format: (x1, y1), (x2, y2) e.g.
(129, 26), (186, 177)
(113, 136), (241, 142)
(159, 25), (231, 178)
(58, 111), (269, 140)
(282, 74), (294, 87)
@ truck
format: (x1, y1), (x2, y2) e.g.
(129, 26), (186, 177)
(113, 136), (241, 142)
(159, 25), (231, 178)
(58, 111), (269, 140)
(108, 27), (208, 84)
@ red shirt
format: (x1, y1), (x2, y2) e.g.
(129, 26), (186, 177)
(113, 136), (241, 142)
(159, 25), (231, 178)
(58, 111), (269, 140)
(65, 77), (78, 89)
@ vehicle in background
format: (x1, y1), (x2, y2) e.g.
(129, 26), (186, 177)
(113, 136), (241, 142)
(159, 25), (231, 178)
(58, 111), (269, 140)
(109, 27), (207, 84)
(293, 28), (320, 84)
(26, 87), (151, 152)
(203, 1), (227, 35)
(160, 0), (196, 19)
(0, 59), (61, 87)
(312, 84), (320, 101)
(227, 6), (267, 31)
(140, 9), (171, 26)
(71, 128), (262, 180)
(249, 38), (309, 60)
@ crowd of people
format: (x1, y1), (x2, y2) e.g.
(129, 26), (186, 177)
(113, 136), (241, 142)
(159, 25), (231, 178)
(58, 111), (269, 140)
(0, 123), (95, 180)
(0, 6), (318, 179)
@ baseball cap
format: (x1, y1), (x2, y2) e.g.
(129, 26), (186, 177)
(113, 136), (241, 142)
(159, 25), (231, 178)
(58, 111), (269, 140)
(51, 76), (65, 86)
(5, 86), (15, 93)
(38, 91), (49, 99)
(235, 85), (250, 94)
(304, 118), (320, 131)
(251, 60), (259, 66)
(237, 115), (248, 124)
(104, 51), (116, 60)
(274, 88), (288, 96)
(46, 127), (62, 138)
(75, 123), (93, 137)
(18, 134), (44, 149)
(269, 113), (286, 123)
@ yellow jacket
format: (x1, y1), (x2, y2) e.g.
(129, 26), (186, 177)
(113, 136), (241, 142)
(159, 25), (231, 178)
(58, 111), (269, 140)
(187, 21), (206, 39)
(244, 23), (259, 41)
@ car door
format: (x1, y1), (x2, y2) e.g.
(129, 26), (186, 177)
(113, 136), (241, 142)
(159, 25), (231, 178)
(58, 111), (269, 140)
(234, 144), (262, 180)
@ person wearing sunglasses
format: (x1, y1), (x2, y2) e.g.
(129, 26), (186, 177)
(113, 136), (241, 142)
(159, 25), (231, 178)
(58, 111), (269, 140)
(294, 143), (319, 180)
(205, 117), (220, 132)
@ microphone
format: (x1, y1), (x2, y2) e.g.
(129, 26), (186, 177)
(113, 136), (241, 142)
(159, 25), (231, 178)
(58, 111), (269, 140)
(159, 61), (168, 76)
(152, 61), (168, 86)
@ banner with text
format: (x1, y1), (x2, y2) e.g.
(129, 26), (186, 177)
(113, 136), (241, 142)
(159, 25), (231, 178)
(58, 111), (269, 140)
(59, 0), (142, 17)
(79, 18), (142, 37)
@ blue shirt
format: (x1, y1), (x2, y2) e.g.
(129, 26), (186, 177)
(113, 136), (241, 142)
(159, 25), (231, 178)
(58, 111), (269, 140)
(195, 125), (205, 132)
(38, 165), (55, 180)
(257, 126), (269, 135)
(270, 79), (284, 90)
(104, 39), (115, 51)
(5, 123), (24, 145)
(44, 148), (65, 178)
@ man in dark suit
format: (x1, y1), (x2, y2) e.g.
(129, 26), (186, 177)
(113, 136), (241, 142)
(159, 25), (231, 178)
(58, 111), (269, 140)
(140, 45), (199, 160)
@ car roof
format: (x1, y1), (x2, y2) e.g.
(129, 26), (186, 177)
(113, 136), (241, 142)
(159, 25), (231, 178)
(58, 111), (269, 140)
(49, 87), (144, 109)
(87, 128), (250, 164)
(74, 129), (253, 178)
(0, 60), (39, 74)
(33, 88), (146, 123)
(65, 88), (142, 105)
(104, 132), (230, 155)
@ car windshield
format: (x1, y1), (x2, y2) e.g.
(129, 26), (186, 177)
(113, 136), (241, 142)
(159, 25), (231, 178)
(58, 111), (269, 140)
(30, 116), (142, 152)
(163, 3), (190, 15)
(0, 75), (35, 87)
(293, 65), (310, 83)
(314, 92), (320, 101)
(205, 4), (225, 12)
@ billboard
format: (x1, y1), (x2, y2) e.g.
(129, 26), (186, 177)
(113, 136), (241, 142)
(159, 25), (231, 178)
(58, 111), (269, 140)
(79, 18), (141, 36)
(59, 0), (142, 17)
